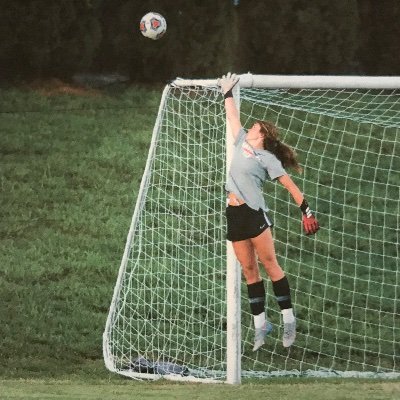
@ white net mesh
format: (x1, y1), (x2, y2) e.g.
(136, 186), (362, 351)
(103, 84), (400, 380)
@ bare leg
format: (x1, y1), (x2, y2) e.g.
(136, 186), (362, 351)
(251, 228), (296, 347)
(232, 239), (261, 284)
(250, 228), (284, 282)
(232, 238), (270, 350)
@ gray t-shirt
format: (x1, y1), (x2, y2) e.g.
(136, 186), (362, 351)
(225, 127), (287, 211)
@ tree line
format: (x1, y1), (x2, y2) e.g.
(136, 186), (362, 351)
(1, 0), (399, 83)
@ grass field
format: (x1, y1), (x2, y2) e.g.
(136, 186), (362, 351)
(0, 82), (160, 378)
(0, 378), (400, 400)
(0, 82), (399, 399)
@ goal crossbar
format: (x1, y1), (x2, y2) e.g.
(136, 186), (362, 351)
(173, 74), (400, 89)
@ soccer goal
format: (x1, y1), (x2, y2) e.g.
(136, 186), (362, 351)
(103, 74), (400, 384)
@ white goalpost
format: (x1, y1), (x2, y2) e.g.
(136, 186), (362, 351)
(103, 74), (400, 384)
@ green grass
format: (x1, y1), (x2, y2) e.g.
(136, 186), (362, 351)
(1, 378), (400, 400)
(0, 83), (161, 378)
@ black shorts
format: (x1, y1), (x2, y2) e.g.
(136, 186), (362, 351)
(225, 203), (274, 242)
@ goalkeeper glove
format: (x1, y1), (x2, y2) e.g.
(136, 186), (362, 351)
(218, 72), (239, 98)
(300, 199), (320, 235)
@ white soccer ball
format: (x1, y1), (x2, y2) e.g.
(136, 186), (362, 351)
(139, 12), (167, 40)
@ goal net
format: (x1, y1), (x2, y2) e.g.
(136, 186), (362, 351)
(103, 75), (400, 382)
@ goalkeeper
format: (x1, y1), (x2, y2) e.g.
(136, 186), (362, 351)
(219, 73), (319, 350)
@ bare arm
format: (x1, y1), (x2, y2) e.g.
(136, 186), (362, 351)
(278, 174), (304, 205)
(279, 174), (320, 235)
(224, 97), (242, 141)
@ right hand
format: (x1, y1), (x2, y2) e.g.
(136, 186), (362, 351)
(302, 214), (320, 235)
(300, 198), (319, 235)
(218, 72), (239, 95)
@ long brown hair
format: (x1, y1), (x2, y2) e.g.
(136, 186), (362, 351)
(257, 120), (302, 173)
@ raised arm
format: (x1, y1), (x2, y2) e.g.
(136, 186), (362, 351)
(219, 73), (242, 140)
(278, 174), (320, 235)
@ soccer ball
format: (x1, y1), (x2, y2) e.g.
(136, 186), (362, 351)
(139, 12), (167, 40)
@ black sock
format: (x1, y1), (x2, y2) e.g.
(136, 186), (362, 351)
(247, 280), (265, 315)
(272, 276), (292, 310)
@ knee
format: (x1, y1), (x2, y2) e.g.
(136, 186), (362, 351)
(241, 262), (260, 283)
(261, 259), (284, 281)
(260, 254), (278, 269)
(241, 260), (257, 273)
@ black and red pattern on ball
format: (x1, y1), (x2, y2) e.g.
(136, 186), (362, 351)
(139, 21), (146, 33)
(150, 17), (161, 30)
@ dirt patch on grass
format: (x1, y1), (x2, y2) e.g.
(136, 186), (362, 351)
(27, 78), (101, 97)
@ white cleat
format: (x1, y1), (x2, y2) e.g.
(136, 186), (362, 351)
(253, 321), (273, 351)
(282, 320), (296, 347)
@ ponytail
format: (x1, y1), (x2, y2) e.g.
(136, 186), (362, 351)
(274, 140), (303, 174)
(258, 120), (302, 174)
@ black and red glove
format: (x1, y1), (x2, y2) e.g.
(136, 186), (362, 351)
(300, 199), (320, 235)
